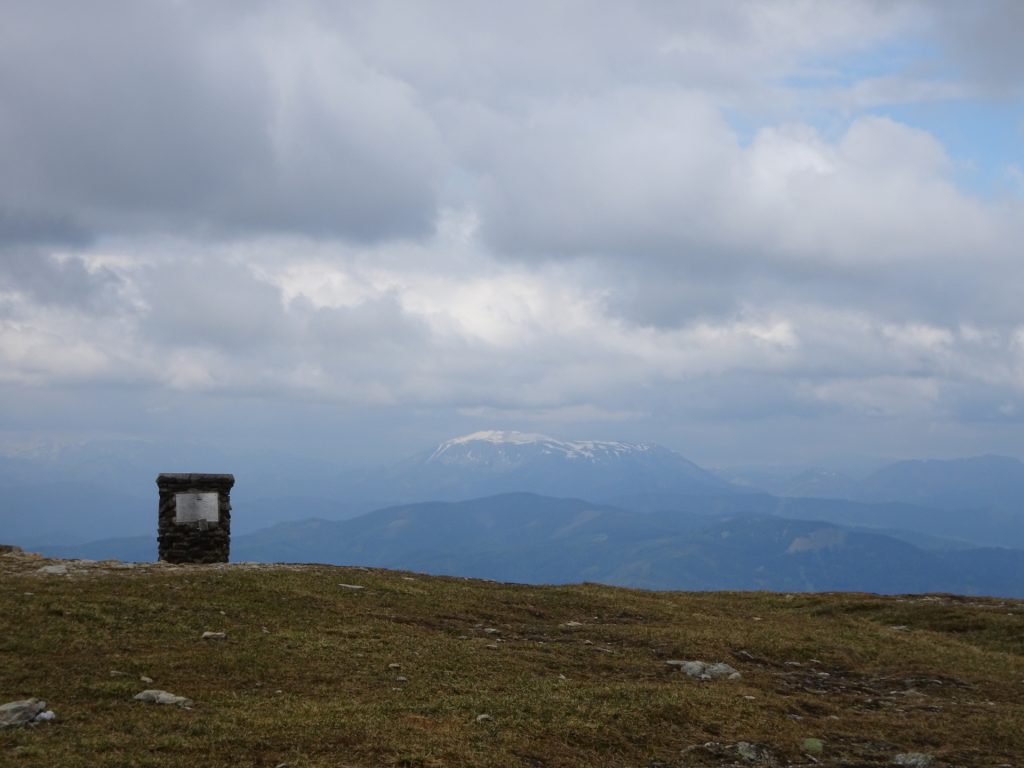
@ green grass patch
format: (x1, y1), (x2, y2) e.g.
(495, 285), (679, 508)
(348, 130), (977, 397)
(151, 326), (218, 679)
(1, 554), (1022, 766)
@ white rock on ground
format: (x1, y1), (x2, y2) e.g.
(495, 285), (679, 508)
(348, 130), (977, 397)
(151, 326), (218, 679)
(133, 690), (193, 707)
(0, 699), (55, 728)
(201, 631), (226, 640)
(666, 660), (741, 680)
(36, 564), (68, 575)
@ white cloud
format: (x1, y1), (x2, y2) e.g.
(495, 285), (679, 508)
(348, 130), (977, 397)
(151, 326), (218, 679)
(2, 1), (1022, 462)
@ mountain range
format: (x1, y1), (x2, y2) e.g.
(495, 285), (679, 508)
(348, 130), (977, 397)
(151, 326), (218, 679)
(35, 492), (1024, 597)
(5, 430), (1024, 597)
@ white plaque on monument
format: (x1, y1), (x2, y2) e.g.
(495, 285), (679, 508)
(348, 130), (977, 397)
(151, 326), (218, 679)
(174, 492), (220, 524)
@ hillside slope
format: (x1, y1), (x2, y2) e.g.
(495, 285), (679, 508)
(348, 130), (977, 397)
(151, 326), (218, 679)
(35, 493), (1024, 597)
(227, 494), (1024, 597)
(1, 548), (1022, 767)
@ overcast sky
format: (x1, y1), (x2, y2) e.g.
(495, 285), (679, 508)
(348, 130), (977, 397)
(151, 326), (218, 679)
(1, 1), (1023, 468)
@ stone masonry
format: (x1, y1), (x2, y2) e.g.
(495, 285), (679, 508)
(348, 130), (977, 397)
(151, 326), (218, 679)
(156, 473), (234, 563)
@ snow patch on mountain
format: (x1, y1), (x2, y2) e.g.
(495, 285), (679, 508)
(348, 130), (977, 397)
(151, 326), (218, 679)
(428, 430), (654, 465)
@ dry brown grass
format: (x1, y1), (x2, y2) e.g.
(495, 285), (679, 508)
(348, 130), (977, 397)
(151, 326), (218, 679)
(1, 550), (1022, 767)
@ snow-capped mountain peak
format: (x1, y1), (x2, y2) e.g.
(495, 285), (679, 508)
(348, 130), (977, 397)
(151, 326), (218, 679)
(427, 430), (653, 465)
(380, 429), (734, 500)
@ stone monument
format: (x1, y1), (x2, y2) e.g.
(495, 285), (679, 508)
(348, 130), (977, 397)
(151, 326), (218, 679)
(156, 473), (234, 563)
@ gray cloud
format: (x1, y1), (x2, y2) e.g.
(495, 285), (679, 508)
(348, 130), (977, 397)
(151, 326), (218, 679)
(930, 1), (1024, 96)
(0, 251), (122, 311)
(140, 258), (286, 351)
(1, 1), (1022, 466)
(0, 1), (443, 243)
(0, 209), (92, 249)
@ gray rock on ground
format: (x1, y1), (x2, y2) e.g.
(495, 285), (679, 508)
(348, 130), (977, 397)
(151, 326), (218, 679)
(684, 741), (776, 765)
(666, 660), (741, 680)
(0, 699), (55, 728)
(735, 741), (775, 763)
(37, 564), (68, 575)
(893, 754), (935, 768)
(133, 690), (193, 707)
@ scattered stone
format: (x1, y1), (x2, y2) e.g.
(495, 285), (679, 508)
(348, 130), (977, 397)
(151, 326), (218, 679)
(668, 660), (741, 680)
(736, 742), (758, 760)
(109, 670), (128, 677)
(893, 754), (935, 767)
(388, 663), (402, 670)
(37, 564), (68, 575)
(485, 644), (499, 650)
(201, 631), (226, 640)
(475, 713), (493, 723)
(800, 738), (824, 755)
(396, 676), (408, 683)
(0, 699), (54, 728)
(338, 583), (365, 590)
(133, 690), (193, 707)
(562, 621), (584, 627)
(683, 742), (774, 765)
(735, 741), (775, 763)
(483, 628), (500, 634)
(140, 676), (154, 684)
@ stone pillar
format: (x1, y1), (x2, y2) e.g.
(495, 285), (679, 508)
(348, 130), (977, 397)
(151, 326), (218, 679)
(156, 473), (234, 564)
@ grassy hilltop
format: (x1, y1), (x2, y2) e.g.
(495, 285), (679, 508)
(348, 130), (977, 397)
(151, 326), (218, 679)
(1, 549), (1022, 767)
